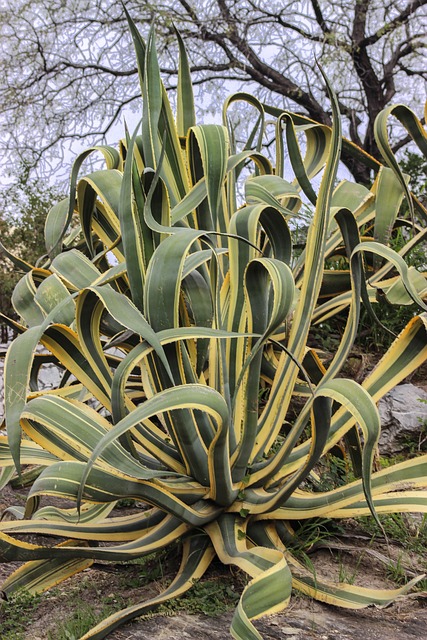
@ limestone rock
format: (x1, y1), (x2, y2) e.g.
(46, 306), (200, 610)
(378, 383), (427, 456)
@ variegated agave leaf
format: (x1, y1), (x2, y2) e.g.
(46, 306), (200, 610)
(1, 11), (427, 640)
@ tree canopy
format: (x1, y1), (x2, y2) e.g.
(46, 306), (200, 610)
(0, 0), (426, 181)
(0, 171), (63, 340)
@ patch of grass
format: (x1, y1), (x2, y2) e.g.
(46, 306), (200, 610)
(385, 553), (407, 586)
(337, 558), (357, 585)
(291, 517), (345, 552)
(337, 550), (366, 586)
(2, 552), (171, 640)
(45, 557), (240, 637)
(358, 513), (427, 553)
(385, 553), (427, 591)
(46, 598), (124, 640)
(414, 577), (427, 591)
(158, 578), (240, 617)
(0, 591), (41, 640)
(357, 513), (427, 589)
(311, 454), (355, 492)
(120, 550), (170, 589)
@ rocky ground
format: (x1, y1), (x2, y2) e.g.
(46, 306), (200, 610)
(1, 346), (427, 639)
(1, 482), (426, 640)
(108, 599), (427, 640)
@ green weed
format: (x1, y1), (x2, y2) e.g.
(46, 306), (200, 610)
(337, 554), (360, 585)
(158, 578), (240, 617)
(311, 454), (355, 492)
(379, 454), (406, 468)
(291, 517), (345, 552)
(385, 553), (427, 591)
(0, 591), (41, 640)
(359, 512), (427, 552)
(385, 554), (407, 586)
(46, 598), (123, 640)
(121, 550), (169, 588)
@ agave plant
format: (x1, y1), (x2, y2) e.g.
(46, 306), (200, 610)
(1, 11), (427, 640)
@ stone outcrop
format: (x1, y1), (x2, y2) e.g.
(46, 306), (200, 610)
(378, 383), (427, 456)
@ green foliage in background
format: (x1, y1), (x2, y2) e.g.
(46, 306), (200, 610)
(312, 150), (427, 354)
(0, 170), (64, 340)
(354, 150), (427, 351)
(1, 11), (427, 640)
(400, 151), (427, 205)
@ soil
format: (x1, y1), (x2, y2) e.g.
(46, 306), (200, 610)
(107, 600), (427, 640)
(1, 485), (427, 640)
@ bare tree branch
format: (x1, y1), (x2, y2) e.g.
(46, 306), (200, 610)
(359, 0), (427, 48)
(310, 0), (332, 34)
(0, 0), (425, 182)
